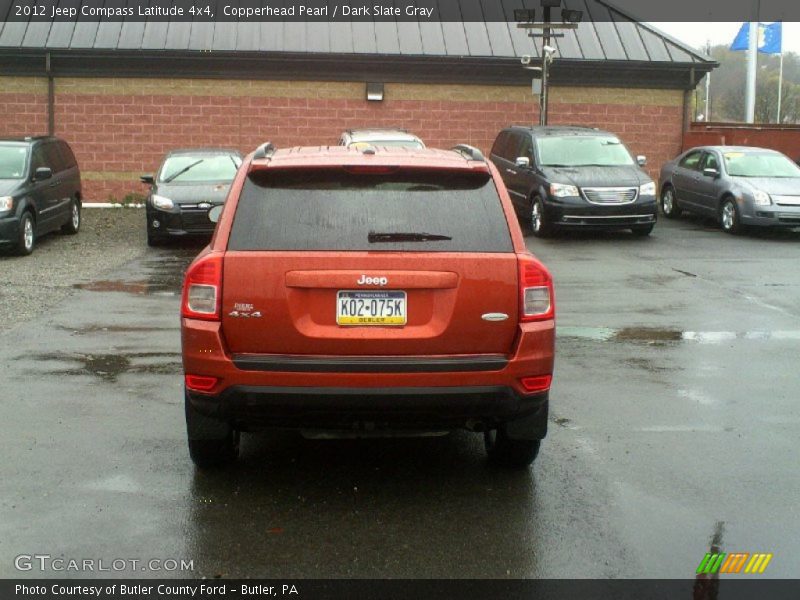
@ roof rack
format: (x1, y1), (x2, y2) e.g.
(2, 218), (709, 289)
(346, 127), (409, 134)
(253, 141), (276, 160)
(510, 124), (598, 131)
(451, 144), (485, 162)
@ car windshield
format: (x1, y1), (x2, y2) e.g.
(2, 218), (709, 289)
(536, 135), (634, 167)
(723, 152), (800, 178)
(158, 154), (241, 183)
(0, 145), (29, 179)
(350, 140), (424, 149)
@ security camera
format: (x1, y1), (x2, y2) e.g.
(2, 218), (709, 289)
(521, 55), (532, 65)
(543, 45), (556, 55)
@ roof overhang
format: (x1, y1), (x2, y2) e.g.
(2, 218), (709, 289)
(0, 48), (716, 91)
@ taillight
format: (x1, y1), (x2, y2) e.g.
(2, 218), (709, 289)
(518, 254), (554, 322)
(181, 254), (223, 321)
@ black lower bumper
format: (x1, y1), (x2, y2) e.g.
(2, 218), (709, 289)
(546, 200), (657, 229)
(0, 214), (20, 245)
(187, 385), (548, 434)
(147, 206), (215, 238)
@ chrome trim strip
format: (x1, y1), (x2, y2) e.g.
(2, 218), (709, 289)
(481, 313), (509, 321)
(562, 214), (654, 220)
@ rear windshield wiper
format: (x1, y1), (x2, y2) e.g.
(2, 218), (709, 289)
(368, 231), (452, 243)
(164, 159), (205, 183)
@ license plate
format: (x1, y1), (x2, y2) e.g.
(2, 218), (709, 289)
(336, 291), (407, 326)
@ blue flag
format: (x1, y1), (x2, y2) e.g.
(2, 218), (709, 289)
(730, 22), (782, 54)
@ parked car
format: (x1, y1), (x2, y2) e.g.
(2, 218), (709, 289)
(489, 126), (658, 237)
(181, 142), (555, 469)
(338, 128), (425, 150)
(660, 146), (800, 233)
(141, 149), (242, 246)
(0, 136), (81, 255)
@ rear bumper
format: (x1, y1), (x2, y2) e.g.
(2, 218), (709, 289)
(187, 385), (548, 432)
(182, 317), (555, 433)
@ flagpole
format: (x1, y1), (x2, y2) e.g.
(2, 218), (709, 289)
(704, 40), (711, 121)
(777, 48), (784, 123)
(745, 20), (758, 123)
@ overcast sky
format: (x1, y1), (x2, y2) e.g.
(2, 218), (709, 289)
(652, 22), (800, 55)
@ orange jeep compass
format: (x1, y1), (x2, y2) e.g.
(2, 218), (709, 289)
(181, 143), (555, 469)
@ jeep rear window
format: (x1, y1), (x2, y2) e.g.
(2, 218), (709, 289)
(228, 169), (514, 252)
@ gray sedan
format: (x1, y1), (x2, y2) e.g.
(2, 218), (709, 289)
(659, 146), (800, 234)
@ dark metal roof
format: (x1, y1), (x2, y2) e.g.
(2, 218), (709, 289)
(0, 1), (715, 88)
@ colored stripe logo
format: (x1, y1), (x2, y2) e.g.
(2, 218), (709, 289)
(696, 552), (773, 574)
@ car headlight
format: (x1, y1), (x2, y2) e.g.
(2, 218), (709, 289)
(753, 190), (771, 206)
(151, 194), (174, 210)
(639, 181), (656, 196)
(0, 196), (12, 212)
(550, 183), (579, 198)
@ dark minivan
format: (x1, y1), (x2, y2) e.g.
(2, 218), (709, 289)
(490, 126), (657, 237)
(0, 136), (82, 255)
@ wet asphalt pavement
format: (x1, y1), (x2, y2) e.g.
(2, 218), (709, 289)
(0, 214), (798, 580)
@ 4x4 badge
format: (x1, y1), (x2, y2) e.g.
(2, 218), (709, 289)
(228, 310), (262, 318)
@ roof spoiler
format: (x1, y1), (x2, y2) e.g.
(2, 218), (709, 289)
(253, 141), (276, 160)
(451, 144), (485, 162)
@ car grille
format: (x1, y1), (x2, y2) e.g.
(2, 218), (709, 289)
(179, 207), (215, 231)
(777, 213), (800, 224)
(581, 187), (638, 205)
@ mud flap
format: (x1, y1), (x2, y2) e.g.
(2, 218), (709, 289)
(504, 399), (549, 441)
(185, 390), (232, 440)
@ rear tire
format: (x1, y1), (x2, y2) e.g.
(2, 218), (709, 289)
(484, 425), (541, 468)
(185, 391), (239, 468)
(631, 224), (654, 237)
(61, 198), (81, 234)
(660, 185), (681, 218)
(530, 196), (553, 238)
(14, 212), (35, 256)
(720, 197), (743, 234)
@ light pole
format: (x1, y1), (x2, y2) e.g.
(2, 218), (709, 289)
(516, 2), (582, 126)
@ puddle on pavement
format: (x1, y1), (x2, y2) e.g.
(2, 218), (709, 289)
(74, 279), (179, 297)
(559, 326), (800, 345)
(56, 324), (172, 335)
(27, 352), (181, 382)
(74, 252), (195, 297)
(624, 357), (674, 373)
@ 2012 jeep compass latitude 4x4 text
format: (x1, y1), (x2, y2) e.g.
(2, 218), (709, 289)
(181, 143), (555, 469)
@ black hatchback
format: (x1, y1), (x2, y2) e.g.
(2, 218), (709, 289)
(0, 136), (82, 255)
(490, 126), (657, 237)
(141, 149), (242, 246)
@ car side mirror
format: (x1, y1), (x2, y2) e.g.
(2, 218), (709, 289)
(33, 167), (52, 181)
(208, 205), (223, 224)
(515, 156), (531, 169)
(703, 167), (719, 178)
(140, 174), (155, 185)
(636, 155), (647, 167)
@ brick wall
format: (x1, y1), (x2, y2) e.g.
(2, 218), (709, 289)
(0, 76), (684, 201)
